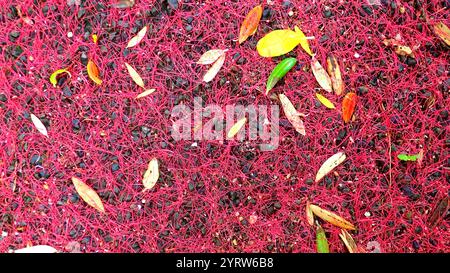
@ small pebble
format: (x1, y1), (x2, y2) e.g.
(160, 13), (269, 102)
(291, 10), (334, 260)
(354, 52), (361, 58)
(67, 32), (73, 38)
(364, 211), (371, 217)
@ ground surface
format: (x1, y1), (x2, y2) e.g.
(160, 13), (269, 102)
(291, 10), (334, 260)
(0, 0), (449, 253)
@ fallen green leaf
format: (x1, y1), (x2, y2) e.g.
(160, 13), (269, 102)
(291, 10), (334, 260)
(397, 153), (419, 161)
(316, 225), (330, 253)
(266, 57), (297, 95)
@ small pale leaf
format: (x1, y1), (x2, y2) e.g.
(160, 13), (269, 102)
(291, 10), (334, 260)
(227, 117), (247, 139)
(203, 54), (226, 82)
(15, 245), (58, 253)
(136, 89), (156, 99)
(279, 94), (306, 135)
(310, 204), (356, 230)
(30, 114), (48, 137)
(197, 49), (228, 65)
(306, 201), (314, 226)
(315, 152), (346, 182)
(315, 93), (335, 109)
(71, 177), (105, 213)
(311, 57), (332, 92)
(125, 62), (145, 88)
(143, 158), (159, 191)
(126, 26), (148, 48)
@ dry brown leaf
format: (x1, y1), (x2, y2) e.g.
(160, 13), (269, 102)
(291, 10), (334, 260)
(136, 88), (156, 99)
(143, 158), (159, 191)
(125, 62), (145, 88)
(339, 229), (359, 253)
(71, 177), (105, 213)
(310, 204), (356, 230)
(87, 60), (102, 85)
(126, 26), (147, 48)
(227, 117), (247, 139)
(197, 49), (228, 65)
(433, 22), (450, 46)
(306, 201), (314, 226)
(326, 55), (344, 95)
(315, 152), (346, 182)
(278, 94), (306, 135)
(311, 56), (332, 92)
(30, 114), (48, 137)
(203, 54), (226, 82)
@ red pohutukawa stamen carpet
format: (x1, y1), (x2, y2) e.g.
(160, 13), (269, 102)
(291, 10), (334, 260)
(0, 0), (448, 253)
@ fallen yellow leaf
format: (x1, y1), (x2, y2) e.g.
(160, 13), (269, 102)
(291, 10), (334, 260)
(143, 158), (159, 191)
(311, 57), (332, 92)
(227, 117), (247, 139)
(315, 152), (346, 182)
(433, 22), (450, 46)
(203, 54), (226, 82)
(339, 229), (359, 253)
(315, 93), (335, 109)
(197, 49), (228, 65)
(71, 177), (105, 213)
(125, 62), (145, 88)
(126, 26), (148, 48)
(310, 204), (356, 230)
(279, 94), (306, 135)
(326, 55), (344, 95)
(136, 89), (156, 99)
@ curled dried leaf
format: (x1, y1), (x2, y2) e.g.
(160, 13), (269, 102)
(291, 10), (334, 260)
(125, 62), (145, 88)
(315, 93), (335, 109)
(71, 177), (105, 213)
(339, 229), (359, 253)
(311, 57), (332, 92)
(310, 204), (356, 230)
(227, 117), (247, 139)
(326, 55), (344, 95)
(30, 114), (48, 137)
(136, 89), (156, 99)
(203, 54), (226, 82)
(428, 196), (449, 228)
(433, 22), (450, 46)
(196, 49), (228, 65)
(239, 5), (263, 44)
(126, 26), (147, 48)
(49, 68), (71, 87)
(315, 152), (346, 182)
(87, 60), (102, 85)
(342, 92), (357, 123)
(278, 94), (306, 135)
(143, 158), (159, 191)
